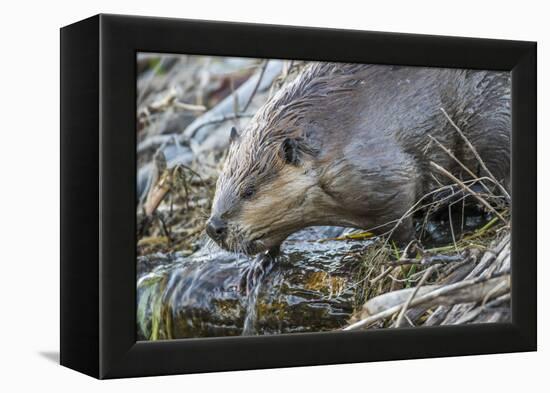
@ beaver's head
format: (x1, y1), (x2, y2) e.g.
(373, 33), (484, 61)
(205, 62), (367, 255)
(206, 118), (322, 255)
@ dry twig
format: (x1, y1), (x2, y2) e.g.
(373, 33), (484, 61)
(394, 266), (436, 327)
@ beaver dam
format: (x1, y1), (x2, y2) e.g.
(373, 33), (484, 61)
(136, 54), (511, 339)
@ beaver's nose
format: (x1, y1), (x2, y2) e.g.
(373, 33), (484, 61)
(206, 217), (228, 242)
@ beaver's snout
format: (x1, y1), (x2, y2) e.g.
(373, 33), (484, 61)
(206, 216), (228, 243)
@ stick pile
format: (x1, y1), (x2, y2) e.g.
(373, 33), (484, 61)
(345, 233), (510, 329)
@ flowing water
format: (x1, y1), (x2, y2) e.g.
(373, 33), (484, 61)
(137, 226), (364, 339)
(241, 254), (273, 336)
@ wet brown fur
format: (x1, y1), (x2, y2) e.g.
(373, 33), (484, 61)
(209, 62), (511, 255)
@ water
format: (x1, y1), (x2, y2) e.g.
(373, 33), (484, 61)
(241, 272), (263, 336)
(137, 227), (362, 339)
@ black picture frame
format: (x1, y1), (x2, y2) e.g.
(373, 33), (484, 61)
(60, 14), (537, 379)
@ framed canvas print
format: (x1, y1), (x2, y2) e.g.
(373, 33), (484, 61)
(60, 14), (536, 379)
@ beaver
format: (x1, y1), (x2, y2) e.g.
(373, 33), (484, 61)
(206, 62), (510, 256)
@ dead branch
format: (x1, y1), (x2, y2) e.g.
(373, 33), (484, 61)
(344, 273), (510, 331)
(395, 266), (436, 327)
(242, 61), (268, 113)
(384, 253), (465, 267)
(182, 60), (284, 142)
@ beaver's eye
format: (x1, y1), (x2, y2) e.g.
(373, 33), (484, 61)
(241, 185), (255, 199)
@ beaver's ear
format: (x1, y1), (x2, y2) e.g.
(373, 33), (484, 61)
(229, 126), (240, 143)
(281, 138), (300, 165)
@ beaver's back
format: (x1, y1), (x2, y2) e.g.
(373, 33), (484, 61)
(302, 63), (511, 197)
